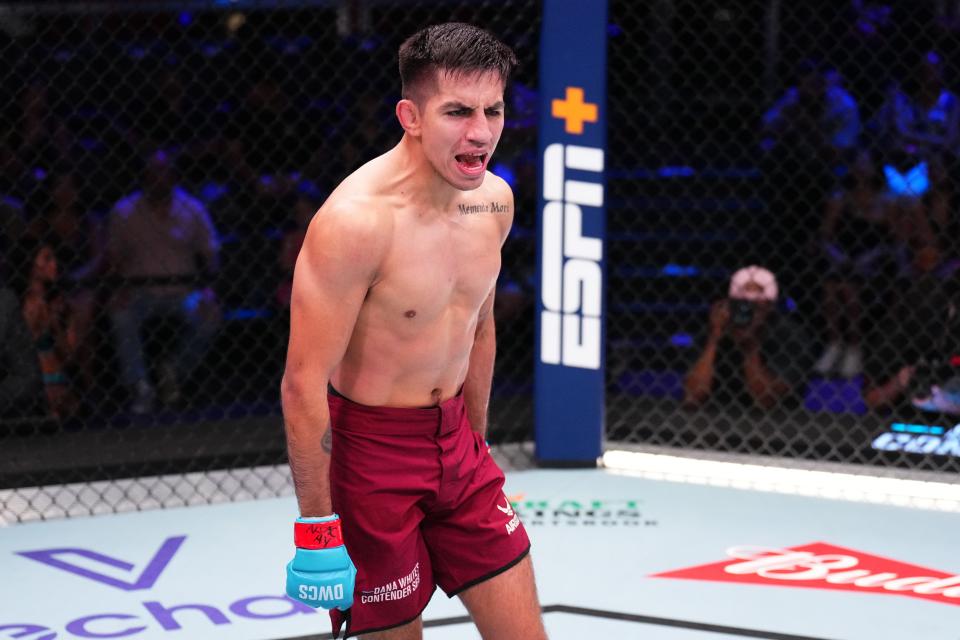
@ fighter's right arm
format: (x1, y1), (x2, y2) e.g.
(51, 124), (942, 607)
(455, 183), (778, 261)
(281, 199), (387, 517)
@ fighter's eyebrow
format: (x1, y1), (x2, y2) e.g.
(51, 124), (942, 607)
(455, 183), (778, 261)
(439, 101), (505, 111)
(440, 101), (473, 111)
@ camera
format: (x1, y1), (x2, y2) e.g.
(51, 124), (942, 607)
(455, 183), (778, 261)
(730, 299), (754, 327)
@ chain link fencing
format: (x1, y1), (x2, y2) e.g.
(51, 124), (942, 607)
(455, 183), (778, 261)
(606, 0), (960, 475)
(0, 0), (540, 522)
(3, 0), (958, 523)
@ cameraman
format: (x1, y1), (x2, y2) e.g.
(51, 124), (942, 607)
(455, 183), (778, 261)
(684, 266), (812, 410)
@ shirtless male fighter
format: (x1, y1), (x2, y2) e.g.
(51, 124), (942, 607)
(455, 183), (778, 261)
(281, 22), (548, 640)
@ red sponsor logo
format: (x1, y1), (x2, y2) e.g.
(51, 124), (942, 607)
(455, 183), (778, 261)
(652, 542), (960, 607)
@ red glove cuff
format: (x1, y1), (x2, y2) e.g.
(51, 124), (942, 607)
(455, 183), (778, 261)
(294, 518), (345, 549)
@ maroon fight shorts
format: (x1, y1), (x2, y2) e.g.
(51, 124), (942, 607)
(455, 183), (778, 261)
(327, 386), (531, 638)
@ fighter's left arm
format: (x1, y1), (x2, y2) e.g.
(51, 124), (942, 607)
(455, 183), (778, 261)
(465, 287), (497, 438)
(463, 178), (514, 438)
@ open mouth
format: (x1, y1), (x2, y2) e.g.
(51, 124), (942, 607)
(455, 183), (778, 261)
(455, 153), (487, 174)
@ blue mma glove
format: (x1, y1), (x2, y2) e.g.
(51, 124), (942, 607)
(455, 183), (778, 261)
(286, 514), (356, 610)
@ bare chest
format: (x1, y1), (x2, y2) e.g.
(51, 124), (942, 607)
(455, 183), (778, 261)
(369, 216), (502, 324)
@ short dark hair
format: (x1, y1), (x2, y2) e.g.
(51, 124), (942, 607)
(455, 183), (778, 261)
(398, 23), (517, 100)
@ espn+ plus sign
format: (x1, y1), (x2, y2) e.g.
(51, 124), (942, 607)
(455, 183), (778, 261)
(551, 87), (598, 134)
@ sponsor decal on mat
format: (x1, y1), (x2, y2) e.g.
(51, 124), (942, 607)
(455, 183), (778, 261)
(508, 495), (657, 527)
(653, 542), (960, 607)
(5, 536), (317, 637)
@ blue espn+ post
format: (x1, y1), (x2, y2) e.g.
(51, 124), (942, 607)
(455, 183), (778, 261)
(534, 0), (608, 466)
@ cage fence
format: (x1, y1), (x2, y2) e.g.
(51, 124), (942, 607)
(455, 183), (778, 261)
(604, 0), (960, 478)
(0, 0), (541, 522)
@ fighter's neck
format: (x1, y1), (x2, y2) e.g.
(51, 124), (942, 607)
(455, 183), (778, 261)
(390, 135), (467, 212)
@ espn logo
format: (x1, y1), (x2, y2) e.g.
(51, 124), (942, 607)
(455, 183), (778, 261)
(540, 143), (603, 370)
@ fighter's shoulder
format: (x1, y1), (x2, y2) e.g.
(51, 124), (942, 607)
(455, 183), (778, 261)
(483, 171), (514, 201)
(304, 183), (392, 256)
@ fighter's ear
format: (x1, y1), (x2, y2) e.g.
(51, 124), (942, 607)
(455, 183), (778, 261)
(396, 98), (422, 136)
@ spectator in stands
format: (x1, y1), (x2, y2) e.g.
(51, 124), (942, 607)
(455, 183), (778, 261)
(873, 52), (959, 246)
(761, 60), (861, 307)
(910, 358), (960, 416)
(104, 149), (221, 414)
(882, 152), (950, 282)
(861, 257), (955, 413)
(862, 146), (960, 413)
(25, 167), (103, 393)
(26, 169), (102, 281)
(19, 238), (80, 419)
(0, 285), (46, 420)
(813, 148), (895, 378)
(762, 60), (861, 167)
(275, 180), (325, 309)
(684, 266), (812, 410)
(875, 51), (959, 165)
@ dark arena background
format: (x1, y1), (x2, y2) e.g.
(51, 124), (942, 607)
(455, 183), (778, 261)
(1, 3), (959, 640)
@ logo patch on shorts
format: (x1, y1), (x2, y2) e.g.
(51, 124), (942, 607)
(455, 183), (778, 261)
(499, 497), (521, 535)
(360, 562), (421, 604)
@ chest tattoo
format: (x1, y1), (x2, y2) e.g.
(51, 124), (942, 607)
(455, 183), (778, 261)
(457, 201), (511, 216)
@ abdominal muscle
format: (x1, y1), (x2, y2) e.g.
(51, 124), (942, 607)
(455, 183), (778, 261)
(330, 303), (478, 408)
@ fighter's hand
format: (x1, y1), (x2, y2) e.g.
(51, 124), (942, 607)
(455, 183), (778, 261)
(286, 514), (356, 610)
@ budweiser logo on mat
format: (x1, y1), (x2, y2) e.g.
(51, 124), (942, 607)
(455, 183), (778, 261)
(652, 542), (960, 607)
